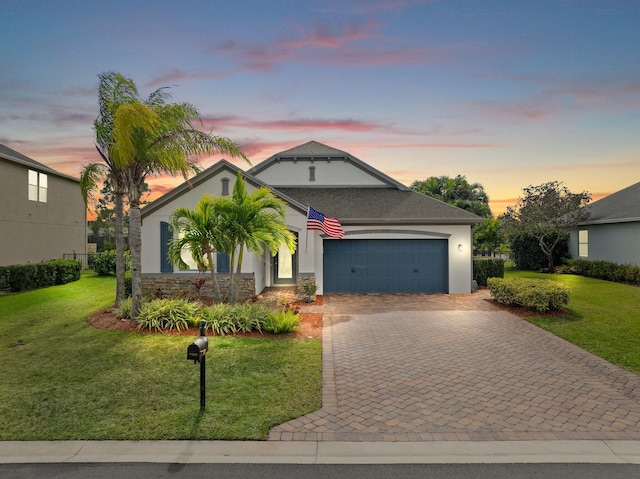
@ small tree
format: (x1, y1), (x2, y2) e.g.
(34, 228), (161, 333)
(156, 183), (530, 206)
(501, 181), (590, 270)
(168, 195), (227, 302)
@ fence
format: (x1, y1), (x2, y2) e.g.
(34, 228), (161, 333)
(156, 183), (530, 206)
(63, 253), (94, 273)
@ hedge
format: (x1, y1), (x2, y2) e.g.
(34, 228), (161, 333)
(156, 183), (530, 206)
(473, 257), (504, 286)
(509, 231), (568, 271)
(487, 277), (570, 313)
(563, 258), (640, 286)
(0, 259), (81, 292)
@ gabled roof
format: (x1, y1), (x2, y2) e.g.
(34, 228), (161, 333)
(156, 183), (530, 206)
(582, 181), (640, 225)
(0, 143), (79, 182)
(140, 159), (308, 219)
(253, 140), (410, 191)
(276, 187), (483, 225)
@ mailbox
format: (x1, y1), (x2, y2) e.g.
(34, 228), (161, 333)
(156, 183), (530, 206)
(187, 335), (208, 363)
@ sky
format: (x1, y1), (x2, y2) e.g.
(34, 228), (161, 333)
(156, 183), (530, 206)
(1, 0), (639, 216)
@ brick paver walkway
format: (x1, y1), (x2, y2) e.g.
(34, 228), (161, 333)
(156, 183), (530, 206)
(269, 291), (640, 441)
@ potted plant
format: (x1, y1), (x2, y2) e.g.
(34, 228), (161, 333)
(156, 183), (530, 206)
(301, 281), (319, 303)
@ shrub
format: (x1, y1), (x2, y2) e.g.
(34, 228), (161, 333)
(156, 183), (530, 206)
(473, 257), (504, 286)
(91, 250), (131, 276)
(263, 309), (301, 334)
(488, 277), (570, 313)
(47, 259), (82, 284)
(200, 303), (271, 335)
(565, 258), (640, 286)
(136, 299), (201, 332)
(5, 262), (57, 292)
(115, 297), (133, 319)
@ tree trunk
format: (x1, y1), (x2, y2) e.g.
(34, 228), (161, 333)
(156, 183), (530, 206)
(206, 250), (221, 302)
(129, 203), (142, 321)
(114, 189), (126, 305)
(233, 245), (244, 303)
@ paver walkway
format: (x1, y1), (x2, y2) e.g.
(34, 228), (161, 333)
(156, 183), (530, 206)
(269, 291), (640, 441)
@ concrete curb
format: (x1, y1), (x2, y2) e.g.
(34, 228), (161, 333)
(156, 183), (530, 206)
(1, 440), (639, 464)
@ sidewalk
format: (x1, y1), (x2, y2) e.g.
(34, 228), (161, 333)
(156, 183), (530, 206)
(1, 440), (639, 464)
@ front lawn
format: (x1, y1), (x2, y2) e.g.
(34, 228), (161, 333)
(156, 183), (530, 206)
(505, 270), (640, 375)
(0, 275), (322, 440)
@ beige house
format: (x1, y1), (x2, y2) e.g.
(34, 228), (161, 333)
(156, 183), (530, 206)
(0, 144), (86, 266)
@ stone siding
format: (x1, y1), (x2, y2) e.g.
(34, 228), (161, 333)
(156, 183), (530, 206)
(142, 274), (255, 301)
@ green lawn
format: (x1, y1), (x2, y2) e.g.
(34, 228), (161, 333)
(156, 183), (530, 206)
(0, 275), (321, 440)
(506, 270), (640, 375)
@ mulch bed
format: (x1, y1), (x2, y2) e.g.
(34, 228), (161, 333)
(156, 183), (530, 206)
(87, 300), (323, 339)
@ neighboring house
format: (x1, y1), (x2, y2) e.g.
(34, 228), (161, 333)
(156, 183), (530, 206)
(141, 141), (482, 297)
(568, 181), (640, 266)
(0, 143), (86, 266)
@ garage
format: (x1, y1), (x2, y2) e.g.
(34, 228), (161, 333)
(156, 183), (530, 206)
(323, 239), (448, 293)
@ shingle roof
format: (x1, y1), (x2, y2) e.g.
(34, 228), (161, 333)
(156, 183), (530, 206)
(583, 181), (640, 224)
(274, 140), (350, 158)
(276, 188), (482, 225)
(0, 143), (78, 182)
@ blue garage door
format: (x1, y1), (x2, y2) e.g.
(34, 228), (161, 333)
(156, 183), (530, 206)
(323, 239), (448, 293)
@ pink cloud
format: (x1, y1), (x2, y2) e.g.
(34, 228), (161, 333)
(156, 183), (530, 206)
(200, 115), (388, 133)
(145, 68), (235, 88)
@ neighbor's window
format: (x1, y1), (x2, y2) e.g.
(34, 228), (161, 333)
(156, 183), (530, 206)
(221, 177), (230, 195)
(309, 165), (316, 181)
(578, 230), (588, 257)
(28, 170), (47, 202)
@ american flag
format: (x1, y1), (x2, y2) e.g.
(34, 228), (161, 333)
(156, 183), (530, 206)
(307, 206), (344, 239)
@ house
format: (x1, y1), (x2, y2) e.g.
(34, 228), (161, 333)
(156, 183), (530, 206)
(140, 141), (482, 298)
(568, 181), (640, 266)
(0, 143), (86, 266)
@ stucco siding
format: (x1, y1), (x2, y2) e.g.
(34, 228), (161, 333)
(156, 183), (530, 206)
(570, 222), (640, 266)
(0, 159), (85, 266)
(253, 159), (387, 187)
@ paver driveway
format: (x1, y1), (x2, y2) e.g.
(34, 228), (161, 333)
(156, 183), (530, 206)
(269, 291), (640, 441)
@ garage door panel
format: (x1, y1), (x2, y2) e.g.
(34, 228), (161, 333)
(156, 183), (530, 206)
(323, 239), (448, 293)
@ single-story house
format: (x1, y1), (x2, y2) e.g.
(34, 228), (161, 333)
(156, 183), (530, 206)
(0, 143), (86, 266)
(141, 141), (482, 298)
(568, 181), (640, 266)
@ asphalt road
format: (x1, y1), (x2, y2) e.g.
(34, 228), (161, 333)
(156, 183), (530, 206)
(2, 463), (639, 479)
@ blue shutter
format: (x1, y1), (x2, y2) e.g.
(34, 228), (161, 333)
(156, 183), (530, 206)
(160, 222), (173, 273)
(217, 252), (230, 273)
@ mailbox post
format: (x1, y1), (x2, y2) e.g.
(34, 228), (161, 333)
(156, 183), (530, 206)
(187, 320), (208, 412)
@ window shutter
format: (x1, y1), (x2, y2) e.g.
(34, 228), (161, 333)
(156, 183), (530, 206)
(160, 222), (173, 272)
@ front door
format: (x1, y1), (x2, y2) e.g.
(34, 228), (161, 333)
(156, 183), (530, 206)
(273, 234), (297, 285)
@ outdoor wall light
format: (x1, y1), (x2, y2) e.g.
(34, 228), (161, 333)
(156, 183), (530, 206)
(458, 243), (463, 252)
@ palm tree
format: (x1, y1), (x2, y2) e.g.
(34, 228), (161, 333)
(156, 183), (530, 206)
(410, 174), (493, 218)
(217, 173), (296, 302)
(108, 74), (248, 319)
(80, 72), (139, 305)
(167, 195), (229, 301)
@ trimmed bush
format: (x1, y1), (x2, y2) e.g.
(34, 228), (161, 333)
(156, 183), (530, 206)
(473, 257), (504, 286)
(91, 250), (131, 276)
(564, 258), (640, 286)
(47, 259), (82, 284)
(5, 262), (56, 292)
(488, 277), (570, 313)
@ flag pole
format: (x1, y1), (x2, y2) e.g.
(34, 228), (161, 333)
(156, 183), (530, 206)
(305, 205), (310, 253)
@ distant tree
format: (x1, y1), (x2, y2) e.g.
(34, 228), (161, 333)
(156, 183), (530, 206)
(473, 217), (505, 255)
(501, 181), (590, 270)
(410, 175), (492, 218)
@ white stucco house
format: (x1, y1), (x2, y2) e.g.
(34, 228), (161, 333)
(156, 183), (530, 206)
(140, 141), (482, 298)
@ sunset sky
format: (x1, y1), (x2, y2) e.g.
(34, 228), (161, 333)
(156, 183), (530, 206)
(2, 0), (639, 216)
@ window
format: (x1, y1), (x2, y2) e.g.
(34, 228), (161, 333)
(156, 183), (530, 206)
(217, 252), (230, 273)
(578, 230), (588, 257)
(28, 170), (47, 202)
(221, 177), (230, 195)
(308, 165), (316, 182)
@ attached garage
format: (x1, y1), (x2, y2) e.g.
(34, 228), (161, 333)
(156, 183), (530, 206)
(323, 239), (448, 293)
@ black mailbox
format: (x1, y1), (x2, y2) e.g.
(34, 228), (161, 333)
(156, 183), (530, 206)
(187, 335), (208, 363)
